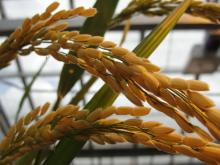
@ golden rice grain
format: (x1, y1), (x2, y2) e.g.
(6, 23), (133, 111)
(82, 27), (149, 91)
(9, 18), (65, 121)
(171, 78), (188, 90)
(9, 28), (22, 40)
(127, 81), (146, 101)
(21, 18), (31, 32)
(51, 10), (66, 20)
(200, 146), (220, 161)
(151, 126), (175, 134)
(175, 96), (194, 117)
(75, 109), (90, 120)
(98, 118), (120, 125)
(83, 48), (102, 59)
(73, 34), (92, 42)
(152, 140), (176, 154)
(31, 14), (40, 24)
(159, 133), (183, 142)
(173, 145), (197, 157)
(50, 23), (69, 31)
(122, 52), (143, 64)
(65, 31), (79, 38)
(90, 135), (105, 145)
(46, 2), (60, 13)
(187, 80), (209, 91)
(86, 108), (102, 122)
(73, 120), (90, 129)
(121, 83), (143, 106)
(40, 125), (53, 141)
(40, 12), (51, 20)
(141, 121), (161, 128)
(112, 47), (129, 57)
(80, 8), (97, 17)
(115, 106), (132, 115)
(183, 136), (207, 148)
(87, 36), (104, 45)
(206, 121), (220, 141)
(69, 7), (84, 16)
(153, 73), (171, 88)
(105, 133), (125, 143)
(159, 89), (176, 106)
(188, 91), (215, 109)
(30, 22), (45, 32)
(142, 71), (160, 93)
(100, 41), (116, 48)
(124, 119), (143, 127)
(131, 106), (150, 116)
(101, 106), (116, 118)
(114, 62), (133, 77)
(133, 132), (150, 144)
(142, 63), (160, 72)
(205, 108), (220, 128)
(194, 126), (213, 142)
(173, 113), (194, 133)
(195, 152), (218, 165)
(103, 76), (121, 93)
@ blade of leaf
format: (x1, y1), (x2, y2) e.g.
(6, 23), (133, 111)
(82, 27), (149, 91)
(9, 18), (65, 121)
(70, 76), (97, 105)
(43, 0), (192, 164)
(134, 0), (192, 58)
(55, 0), (119, 109)
(15, 58), (47, 121)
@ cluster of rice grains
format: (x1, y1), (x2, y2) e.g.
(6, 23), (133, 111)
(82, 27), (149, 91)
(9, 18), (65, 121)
(1, 1), (220, 165)
(0, 2), (97, 68)
(1, 104), (220, 164)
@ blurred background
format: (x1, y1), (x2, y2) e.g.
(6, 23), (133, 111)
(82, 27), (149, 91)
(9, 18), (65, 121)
(0, 0), (220, 164)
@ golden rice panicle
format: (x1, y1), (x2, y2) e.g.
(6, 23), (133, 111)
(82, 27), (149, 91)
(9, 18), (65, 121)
(187, 80), (209, 91)
(187, 90), (215, 109)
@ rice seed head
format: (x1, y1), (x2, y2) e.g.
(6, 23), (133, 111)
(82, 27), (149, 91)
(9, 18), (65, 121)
(79, 8), (97, 17)
(188, 91), (215, 109)
(187, 80), (209, 91)
(171, 78), (188, 90)
(46, 2), (60, 13)
(183, 136), (207, 147)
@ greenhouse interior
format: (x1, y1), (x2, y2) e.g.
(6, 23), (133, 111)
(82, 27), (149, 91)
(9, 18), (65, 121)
(0, 0), (220, 165)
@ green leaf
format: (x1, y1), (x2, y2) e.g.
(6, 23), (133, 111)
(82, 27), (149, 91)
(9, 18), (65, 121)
(55, 0), (119, 109)
(134, 0), (192, 58)
(15, 59), (47, 121)
(69, 76), (97, 105)
(44, 0), (192, 164)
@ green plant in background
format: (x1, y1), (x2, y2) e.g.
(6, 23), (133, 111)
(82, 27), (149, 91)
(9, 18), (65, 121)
(1, 1), (220, 165)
